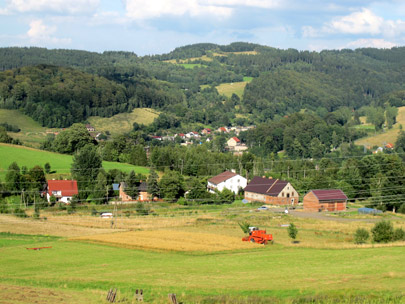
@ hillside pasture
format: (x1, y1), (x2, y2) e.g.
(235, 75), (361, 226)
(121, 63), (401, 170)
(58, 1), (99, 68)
(0, 109), (54, 147)
(355, 106), (405, 148)
(216, 81), (249, 98)
(0, 143), (149, 180)
(88, 108), (159, 135)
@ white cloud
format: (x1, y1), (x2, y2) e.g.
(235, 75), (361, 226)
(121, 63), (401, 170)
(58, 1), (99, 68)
(123, 0), (280, 21)
(302, 8), (405, 42)
(328, 8), (383, 34)
(90, 11), (129, 26)
(203, 0), (280, 8)
(346, 38), (397, 49)
(4, 0), (99, 14)
(27, 19), (71, 45)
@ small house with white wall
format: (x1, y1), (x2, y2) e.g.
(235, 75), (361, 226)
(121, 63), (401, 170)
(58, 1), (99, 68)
(47, 180), (79, 204)
(207, 171), (247, 194)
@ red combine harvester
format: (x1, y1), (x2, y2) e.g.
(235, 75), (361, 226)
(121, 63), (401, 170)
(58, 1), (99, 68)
(242, 227), (273, 244)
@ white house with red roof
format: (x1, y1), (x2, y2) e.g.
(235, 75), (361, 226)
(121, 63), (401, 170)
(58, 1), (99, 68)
(47, 180), (79, 204)
(227, 137), (248, 152)
(207, 171), (247, 194)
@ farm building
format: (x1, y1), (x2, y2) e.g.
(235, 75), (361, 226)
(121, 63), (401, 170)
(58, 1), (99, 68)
(47, 180), (78, 204)
(303, 189), (347, 212)
(119, 181), (151, 202)
(207, 171), (247, 194)
(244, 176), (299, 205)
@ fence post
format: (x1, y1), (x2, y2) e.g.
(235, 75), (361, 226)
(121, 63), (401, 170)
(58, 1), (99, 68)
(168, 293), (178, 304)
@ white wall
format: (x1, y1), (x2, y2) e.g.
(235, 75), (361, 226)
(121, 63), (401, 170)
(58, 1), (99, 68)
(208, 174), (247, 194)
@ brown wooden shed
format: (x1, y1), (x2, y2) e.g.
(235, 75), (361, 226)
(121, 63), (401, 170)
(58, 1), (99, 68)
(303, 189), (347, 212)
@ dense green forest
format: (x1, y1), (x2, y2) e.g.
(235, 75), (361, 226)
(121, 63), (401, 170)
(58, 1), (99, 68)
(1, 43), (405, 128)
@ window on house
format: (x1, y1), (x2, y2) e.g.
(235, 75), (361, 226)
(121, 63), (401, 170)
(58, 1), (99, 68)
(282, 192), (284, 197)
(287, 193), (290, 198)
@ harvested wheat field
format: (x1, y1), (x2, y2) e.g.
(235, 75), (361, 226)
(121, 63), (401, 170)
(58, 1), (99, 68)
(0, 214), (119, 237)
(73, 230), (262, 252)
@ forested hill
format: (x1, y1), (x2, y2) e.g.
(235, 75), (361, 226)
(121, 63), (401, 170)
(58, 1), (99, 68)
(0, 44), (405, 128)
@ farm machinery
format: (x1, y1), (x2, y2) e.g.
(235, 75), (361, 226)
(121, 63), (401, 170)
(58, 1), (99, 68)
(242, 227), (273, 244)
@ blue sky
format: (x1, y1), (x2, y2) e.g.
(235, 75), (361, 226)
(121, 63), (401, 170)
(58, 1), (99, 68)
(0, 0), (404, 55)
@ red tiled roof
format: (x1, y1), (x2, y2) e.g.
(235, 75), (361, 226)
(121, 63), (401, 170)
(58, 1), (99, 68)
(232, 137), (240, 142)
(47, 180), (78, 197)
(208, 171), (238, 185)
(311, 189), (347, 202)
(244, 176), (289, 197)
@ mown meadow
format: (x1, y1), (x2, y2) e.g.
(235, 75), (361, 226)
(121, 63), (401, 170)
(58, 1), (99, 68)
(0, 203), (404, 303)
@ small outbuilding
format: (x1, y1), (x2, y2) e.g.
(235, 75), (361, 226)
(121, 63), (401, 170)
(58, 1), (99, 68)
(303, 189), (347, 212)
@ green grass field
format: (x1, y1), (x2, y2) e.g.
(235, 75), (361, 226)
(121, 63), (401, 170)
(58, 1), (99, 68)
(0, 231), (403, 303)
(0, 109), (55, 147)
(216, 77), (253, 98)
(179, 63), (205, 69)
(88, 108), (159, 135)
(0, 201), (404, 303)
(0, 143), (150, 180)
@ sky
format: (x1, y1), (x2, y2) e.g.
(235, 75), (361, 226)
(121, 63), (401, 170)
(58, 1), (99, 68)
(0, 0), (404, 55)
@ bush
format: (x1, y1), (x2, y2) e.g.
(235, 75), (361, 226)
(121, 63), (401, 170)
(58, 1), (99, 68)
(13, 207), (27, 218)
(0, 200), (9, 214)
(393, 228), (405, 241)
(371, 220), (394, 243)
(288, 223), (298, 240)
(398, 203), (405, 214)
(135, 202), (150, 215)
(354, 228), (369, 244)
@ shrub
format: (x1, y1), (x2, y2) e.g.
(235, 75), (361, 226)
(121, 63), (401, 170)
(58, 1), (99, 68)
(398, 203), (405, 214)
(13, 207), (27, 218)
(0, 200), (9, 214)
(288, 223), (298, 240)
(135, 202), (149, 215)
(393, 228), (405, 241)
(354, 228), (369, 244)
(371, 220), (394, 243)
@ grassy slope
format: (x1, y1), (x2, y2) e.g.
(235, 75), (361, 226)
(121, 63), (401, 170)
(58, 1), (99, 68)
(88, 108), (159, 135)
(0, 109), (53, 148)
(0, 236), (403, 303)
(216, 77), (253, 98)
(355, 106), (405, 148)
(0, 143), (149, 180)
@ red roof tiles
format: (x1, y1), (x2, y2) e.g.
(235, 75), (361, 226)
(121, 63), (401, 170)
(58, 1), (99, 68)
(48, 180), (78, 197)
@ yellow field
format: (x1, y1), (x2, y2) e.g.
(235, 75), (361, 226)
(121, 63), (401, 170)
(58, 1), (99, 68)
(355, 106), (405, 148)
(216, 81), (248, 98)
(88, 108), (159, 135)
(73, 229), (260, 252)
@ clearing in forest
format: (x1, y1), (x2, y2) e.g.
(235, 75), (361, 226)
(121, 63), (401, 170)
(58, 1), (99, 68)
(216, 77), (253, 98)
(88, 108), (159, 135)
(355, 106), (405, 148)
